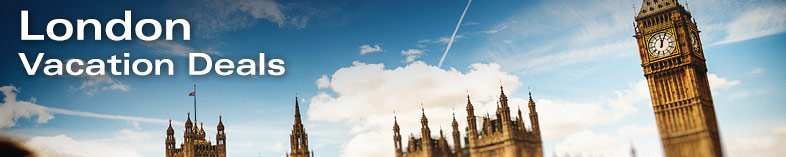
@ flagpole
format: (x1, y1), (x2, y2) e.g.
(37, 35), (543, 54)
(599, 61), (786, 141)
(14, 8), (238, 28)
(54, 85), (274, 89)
(193, 84), (197, 123)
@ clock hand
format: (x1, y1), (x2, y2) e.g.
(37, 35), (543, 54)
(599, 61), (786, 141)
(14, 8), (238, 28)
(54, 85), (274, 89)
(659, 39), (663, 48)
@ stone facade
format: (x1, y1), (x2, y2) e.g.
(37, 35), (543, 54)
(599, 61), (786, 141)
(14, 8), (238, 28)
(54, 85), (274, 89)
(633, 0), (723, 156)
(394, 86), (543, 157)
(166, 113), (226, 157)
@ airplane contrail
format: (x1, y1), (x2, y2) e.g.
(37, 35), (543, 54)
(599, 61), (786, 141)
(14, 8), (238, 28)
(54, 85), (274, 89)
(438, 0), (472, 68)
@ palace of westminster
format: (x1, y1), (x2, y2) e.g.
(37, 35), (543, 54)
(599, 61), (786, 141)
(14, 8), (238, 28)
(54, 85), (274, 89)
(163, 0), (724, 156)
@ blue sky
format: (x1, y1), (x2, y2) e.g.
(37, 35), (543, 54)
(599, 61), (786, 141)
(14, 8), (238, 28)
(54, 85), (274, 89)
(1, 0), (785, 156)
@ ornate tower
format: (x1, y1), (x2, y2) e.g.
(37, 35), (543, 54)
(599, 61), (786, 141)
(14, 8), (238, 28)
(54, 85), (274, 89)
(497, 86), (512, 133)
(183, 112), (195, 157)
(290, 96), (311, 157)
(465, 95), (478, 154)
(527, 91), (544, 157)
(419, 107), (433, 157)
(451, 113), (463, 157)
(527, 91), (541, 138)
(633, 0), (722, 156)
(216, 115), (226, 157)
(166, 119), (176, 157)
(393, 114), (403, 157)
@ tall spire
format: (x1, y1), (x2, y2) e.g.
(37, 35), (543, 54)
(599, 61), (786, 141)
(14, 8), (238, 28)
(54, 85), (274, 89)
(421, 104), (427, 123)
(294, 94), (302, 125)
(290, 93), (310, 157)
(421, 103), (426, 120)
(393, 110), (400, 130)
(500, 84), (505, 96)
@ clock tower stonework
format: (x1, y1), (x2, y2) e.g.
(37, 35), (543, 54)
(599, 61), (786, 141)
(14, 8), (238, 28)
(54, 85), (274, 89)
(633, 0), (723, 156)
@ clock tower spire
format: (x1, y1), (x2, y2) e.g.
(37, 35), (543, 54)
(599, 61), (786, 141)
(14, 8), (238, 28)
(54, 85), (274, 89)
(633, 0), (722, 156)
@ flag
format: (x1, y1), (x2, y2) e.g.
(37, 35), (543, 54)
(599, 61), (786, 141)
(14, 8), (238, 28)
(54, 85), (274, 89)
(188, 92), (195, 96)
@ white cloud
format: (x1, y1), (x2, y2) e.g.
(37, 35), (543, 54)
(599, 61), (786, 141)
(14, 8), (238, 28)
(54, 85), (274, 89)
(309, 61), (522, 157)
(45, 107), (171, 124)
(316, 75), (331, 89)
(239, 0), (287, 27)
(400, 49), (423, 55)
(188, 0), (310, 36)
(480, 0), (640, 75)
(435, 35), (464, 44)
(359, 44), (382, 55)
(552, 123), (664, 157)
(728, 91), (752, 100)
(63, 61), (131, 96)
(74, 75), (130, 96)
(0, 86), (54, 129)
(401, 49), (424, 63)
(726, 125), (786, 157)
(749, 67), (765, 75)
(715, 4), (786, 45)
(512, 40), (635, 74)
(24, 129), (160, 157)
(617, 124), (657, 137)
(25, 134), (140, 157)
(0, 85), (172, 130)
(537, 80), (648, 139)
(341, 130), (391, 157)
(140, 40), (223, 57)
(404, 55), (420, 63)
(462, 21), (480, 26)
(554, 129), (628, 156)
(707, 73), (741, 90)
(270, 142), (283, 152)
(484, 23), (510, 34)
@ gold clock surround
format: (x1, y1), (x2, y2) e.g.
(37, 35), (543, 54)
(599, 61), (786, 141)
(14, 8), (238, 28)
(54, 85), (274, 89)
(645, 28), (681, 62)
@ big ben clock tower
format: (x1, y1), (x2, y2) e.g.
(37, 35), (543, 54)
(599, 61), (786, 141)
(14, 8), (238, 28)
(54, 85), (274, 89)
(633, 0), (723, 156)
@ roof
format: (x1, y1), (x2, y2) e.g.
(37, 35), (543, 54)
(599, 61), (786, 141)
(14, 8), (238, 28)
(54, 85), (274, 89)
(636, 0), (680, 19)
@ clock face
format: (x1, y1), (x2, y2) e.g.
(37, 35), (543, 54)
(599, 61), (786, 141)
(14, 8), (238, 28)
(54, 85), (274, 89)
(648, 32), (676, 58)
(691, 32), (700, 52)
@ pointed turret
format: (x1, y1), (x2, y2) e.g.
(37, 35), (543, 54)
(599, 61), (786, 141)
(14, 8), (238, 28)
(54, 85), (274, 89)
(451, 112), (463, 157)
(199, 121), (206, 140)
(294, 95), (302, 126)
(393, 111), (403, 157)
(528, 90), (541, 138)
(465, 94), (478, 141)
(217, 115), (224, 130)
(185, 112), (193, 130)
(166, 119), (176, 156)
(497, 85), (512, 132)
(419, 105), (433, 156)
(167, 119), (174, 134)
(290, 95), (311, 157)
(216, 115), (226, 154)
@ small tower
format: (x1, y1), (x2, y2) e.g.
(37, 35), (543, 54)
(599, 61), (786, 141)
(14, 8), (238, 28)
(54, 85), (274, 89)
(290, 95), (311, 157)
(528, 91), (541, 138)
(216, 115), (226, 157)
(166, 119), (176, 157)
(498, 85), (512, 132)
(199, 122), (206, 140)
(451, 113), (463, 157)
(183, 112), (195, 157)
(393, 113), (403, 157)
(465, 94), (478, 143)
(528, 90), (544, 156)
(420, 107), (433, 156)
